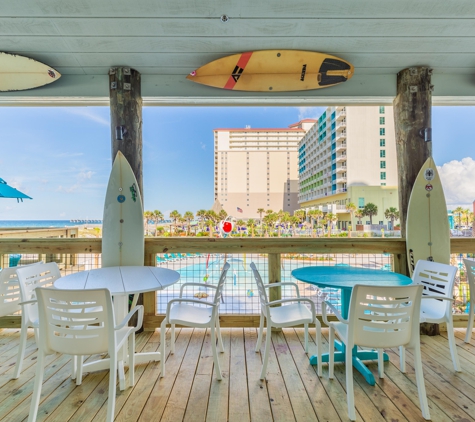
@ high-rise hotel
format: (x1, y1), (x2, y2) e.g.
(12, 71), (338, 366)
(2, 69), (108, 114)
(214, 120), (315, 219)
(298, 106), (399, 229)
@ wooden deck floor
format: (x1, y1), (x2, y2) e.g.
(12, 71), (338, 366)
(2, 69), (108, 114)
(0, 326), (474, 421)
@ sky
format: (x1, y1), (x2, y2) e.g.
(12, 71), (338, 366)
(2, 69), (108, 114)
(0, 105), (474, 220)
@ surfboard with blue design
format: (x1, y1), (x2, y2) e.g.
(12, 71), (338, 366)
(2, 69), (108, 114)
(102, 151), (144, 267)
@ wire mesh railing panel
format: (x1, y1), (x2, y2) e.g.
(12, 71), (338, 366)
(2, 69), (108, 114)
(156, 253), (266, 314)
(452, 253), (474, 315)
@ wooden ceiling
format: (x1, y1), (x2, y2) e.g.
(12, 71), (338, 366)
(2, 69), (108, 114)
(1, 0), (475, 105)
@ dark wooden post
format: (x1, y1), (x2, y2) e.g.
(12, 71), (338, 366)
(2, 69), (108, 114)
(109, 67), (144, 330)
(393, 66), (432, 238)
(268, 253), (282, 332)
(109, 67), (143, 197)
(393, 66), (436, 335)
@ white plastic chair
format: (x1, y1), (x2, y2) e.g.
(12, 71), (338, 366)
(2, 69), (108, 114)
(0, 261), (44, 317)
(463, 258), (475, 343)
(14, 262), (61, 379)
(250, 262), (322, 379)
(28, 287), (143, 422)
(322, 284), (430, 421)
(160, 262), (229, 380)
(411, 260), (460, 372)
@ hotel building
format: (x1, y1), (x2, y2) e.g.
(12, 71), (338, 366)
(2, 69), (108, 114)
(298, 106), (399, 229)
(214, 120), (316, 219)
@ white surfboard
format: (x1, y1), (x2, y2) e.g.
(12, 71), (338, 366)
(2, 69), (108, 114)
(102, 151), (144, 267)
(0, 52), (61, 91)
(406, 156), (450, 275)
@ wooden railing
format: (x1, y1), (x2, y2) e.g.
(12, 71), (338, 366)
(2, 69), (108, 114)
(1, 237), (474, 330)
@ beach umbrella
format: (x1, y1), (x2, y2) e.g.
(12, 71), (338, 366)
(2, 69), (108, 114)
(0, 178), (32, 202)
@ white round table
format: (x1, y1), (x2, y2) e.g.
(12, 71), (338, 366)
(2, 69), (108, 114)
(55, 266), (180, 389)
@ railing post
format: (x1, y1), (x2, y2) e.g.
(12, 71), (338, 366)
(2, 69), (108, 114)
(143, 252), (157, 331)
(268, 253), (282, 332)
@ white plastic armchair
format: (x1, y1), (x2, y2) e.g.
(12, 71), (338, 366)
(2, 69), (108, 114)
(322, 284), (430, 421)
(28, 287), (143, 422)
(14, 261), (60, 379)
(250, 262), (322, 379)
(463, 258), (475, 343)
(0, 262), (43, 318)
(160, 262), (230, 380)
(411, 260), (460, 371)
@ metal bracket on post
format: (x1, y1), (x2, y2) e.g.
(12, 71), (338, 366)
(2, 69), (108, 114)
(419, 127), (432, 142)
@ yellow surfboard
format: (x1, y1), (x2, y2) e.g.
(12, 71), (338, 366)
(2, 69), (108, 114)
(0, 52), (61, 92)
(406, 157), (451, 275)
(187, 50), (354, 92)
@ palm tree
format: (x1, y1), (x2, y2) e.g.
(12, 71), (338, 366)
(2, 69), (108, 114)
(294, 209), (306, 223)
(143, 210), (153, 236)
(355, 209), (364, 225)
(236, 219), (246, 237)
(290, 215), (300, 237)
(152, 209), (163, 236)
(363, 203), (378, 225)
(218, 209), (228, 221)
(345, 202), (357, 235)
(257, 208), (265, 227)
(183, 211), (194, 236)
(463, 208), (471, 228)
(453, 206), (464, 229)
(324, 212), (338, 237)
(263, 212), (278, 237)
(196, 209), (207, 232)
(169, 210), (181, 234)
(384, 207), (399, 230)
(247, 218), (256, 237)
(205, 219), (214, 237)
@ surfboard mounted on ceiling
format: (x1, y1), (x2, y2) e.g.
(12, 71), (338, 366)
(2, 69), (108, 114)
(102, 151), (144, 267)
(0, 52), (61, 92)
(186, 50), (354, 92)
(406, 156), (451, 276)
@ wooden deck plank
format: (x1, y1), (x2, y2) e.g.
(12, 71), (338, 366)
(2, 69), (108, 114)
(205, 328), (231, 422)
(228, 328), (250, 422)
(0, 328), (474, 422)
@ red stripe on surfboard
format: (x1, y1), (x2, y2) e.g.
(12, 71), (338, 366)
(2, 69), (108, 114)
(224, 52), (253, 90)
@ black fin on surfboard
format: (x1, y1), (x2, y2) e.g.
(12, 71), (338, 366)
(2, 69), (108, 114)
(318, 59), (350, 86)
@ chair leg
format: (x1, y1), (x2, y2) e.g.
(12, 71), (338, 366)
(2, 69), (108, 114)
(328, 326), (335, 379)
(399, 346), (406, 373)
(464, 304), (474, 343)
(76, 356), (84, 386)
(260, 323), (272, 380)
(216, 317), (224, 353)
(346, 342), (356, 421)
(12, 321), (28, 379)
(255, 313), (264, 352)
(171, 324), (176, 354)
(377, 349), (384, 378)
(446, 321), (461, 371)
(315, 321), (322, 377)
(413, 343), (431, 420)
(304, 323), (309, 353)
(211, 326), (222, 380)
(106, 352), (118, 422)
(160, 319), (167, 377)
(27, 350), (45, 422)
(129, 333), (135, 387)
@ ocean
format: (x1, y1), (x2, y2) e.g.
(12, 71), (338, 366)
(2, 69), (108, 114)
(0, 220), (102, 229)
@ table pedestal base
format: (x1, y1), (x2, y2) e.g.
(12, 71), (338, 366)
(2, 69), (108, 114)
(309, 341), (389, 386)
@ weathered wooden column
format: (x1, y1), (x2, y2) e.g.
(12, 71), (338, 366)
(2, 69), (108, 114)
(109, 67), (143, 195)
(268, 253), (282, 332)
(109, 67), (144, 329)
(393, 67), (432, 238)
(393, 66), (436, 335)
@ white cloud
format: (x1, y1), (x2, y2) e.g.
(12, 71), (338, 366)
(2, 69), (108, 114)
(63, 109), (109, 126)
(296, 107), (325, 120)
(200, 142), (206, 150)
(438, 157), (475, 208)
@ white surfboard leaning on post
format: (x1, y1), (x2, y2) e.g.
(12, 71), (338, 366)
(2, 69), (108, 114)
(406, 156), (450, 275)
(102, 151), (144, 267)
(0, 52), (61, 91)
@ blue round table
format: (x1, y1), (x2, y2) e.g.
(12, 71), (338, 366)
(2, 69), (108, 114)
(291, 265), (412, 385)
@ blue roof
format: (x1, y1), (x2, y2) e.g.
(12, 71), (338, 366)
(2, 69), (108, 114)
(0, 178), (32, 200)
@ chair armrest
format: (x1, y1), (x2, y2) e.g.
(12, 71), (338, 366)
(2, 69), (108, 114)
(266, 298), (316, 317)
(115, 305), (144, 332)
(19, 299), (37, 306)
(322, 301), (346, 326)
(165, 298), (215, 315)
(263, 282), (301, 298)
(179, 282), (217, 297)
(422, 296), (454, 302)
